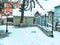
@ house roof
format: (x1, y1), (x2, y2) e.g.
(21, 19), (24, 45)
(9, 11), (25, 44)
(55, 5), (60, 8)
(48, 11), (54, 14)
(34, 11), (41, 16)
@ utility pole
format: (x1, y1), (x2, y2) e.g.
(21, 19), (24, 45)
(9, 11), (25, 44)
(51, 12), (54, 37)
(45, 14), (46, 28)
(5, 2), (10, 33)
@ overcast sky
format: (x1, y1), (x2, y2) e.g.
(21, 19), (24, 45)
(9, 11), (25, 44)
(34, 0), (60, 14)
(10, 0), (60, 10)
(39, 0), (60, 11)
(11, 0), (60, 14)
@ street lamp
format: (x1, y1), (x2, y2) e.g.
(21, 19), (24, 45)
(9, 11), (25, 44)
(5, 2), (10, 33)
(6, 15), (8, 32)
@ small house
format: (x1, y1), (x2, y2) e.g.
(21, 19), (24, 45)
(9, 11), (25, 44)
(34, 11), (41, 25)
(34, 11), (48, 26)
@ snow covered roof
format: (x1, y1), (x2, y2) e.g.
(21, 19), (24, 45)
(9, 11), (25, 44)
(34, 11), (41, 16)
(1, 16), (13, 19)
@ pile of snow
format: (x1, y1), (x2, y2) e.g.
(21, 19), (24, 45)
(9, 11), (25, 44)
(1, 16), (12, 18)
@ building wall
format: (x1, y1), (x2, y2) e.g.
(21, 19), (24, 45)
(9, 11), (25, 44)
(55, 6), (60, 25)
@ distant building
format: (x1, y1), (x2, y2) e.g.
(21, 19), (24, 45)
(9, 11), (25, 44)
(54, 5), (60, 31)
(34, 11), (41, 16)
(34, 11), (48, 26)
(0, 0), (8, 2)
(55, 5), (60, 26)
(34, 11), (41, 25)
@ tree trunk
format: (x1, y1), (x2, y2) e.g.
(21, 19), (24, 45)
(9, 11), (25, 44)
(20, 0), (26, 26)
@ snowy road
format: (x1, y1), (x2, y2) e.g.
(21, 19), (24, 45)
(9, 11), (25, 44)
(0, 25), (60, 45)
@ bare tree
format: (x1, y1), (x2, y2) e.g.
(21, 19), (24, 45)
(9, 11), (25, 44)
(19, 0), (44, 26)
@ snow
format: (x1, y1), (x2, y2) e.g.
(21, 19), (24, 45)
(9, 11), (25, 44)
(47, 23), (52, 26)
(43, 26), (52, 31)
(57, 26), (60, 27)
(39, 25), (52, 31)
(1, 16), (13, 18)
(0, 25), (60, 45)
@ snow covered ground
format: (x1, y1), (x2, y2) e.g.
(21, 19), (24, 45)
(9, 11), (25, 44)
(0, 25), (60, 45)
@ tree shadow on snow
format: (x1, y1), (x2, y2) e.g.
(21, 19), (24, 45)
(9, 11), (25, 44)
(0, 30), (11, 39)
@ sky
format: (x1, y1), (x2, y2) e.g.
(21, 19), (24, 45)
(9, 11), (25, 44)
(39, 0), (60, 11)
(9, 0), (60, 11)
(11, 0), (60, 15)
(34, 0), (60, 14)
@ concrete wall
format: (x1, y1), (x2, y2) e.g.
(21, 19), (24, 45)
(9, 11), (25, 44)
(13, 16), (33, 26)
